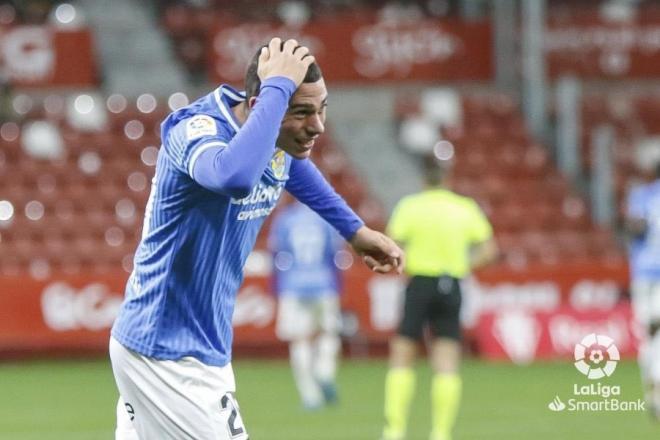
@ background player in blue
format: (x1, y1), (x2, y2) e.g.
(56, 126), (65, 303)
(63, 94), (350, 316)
(109, 37), (404, 439)
(269, 197), (345, 410)
(625, 149), (660, 420)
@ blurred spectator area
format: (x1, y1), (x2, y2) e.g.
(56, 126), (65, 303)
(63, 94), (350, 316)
(395, 88), (624, 270)
(548, 0), (660, 18)
(0, 0), (59, 25)
(0, 91), (382, 277)
(581, 90), (660, 223)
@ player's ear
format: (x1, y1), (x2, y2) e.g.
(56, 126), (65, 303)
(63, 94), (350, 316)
(247, 96), (258, 111)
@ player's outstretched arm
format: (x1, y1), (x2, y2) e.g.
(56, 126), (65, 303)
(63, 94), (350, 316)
(284, 148), (404, 273)
(349, 226), (404, 274)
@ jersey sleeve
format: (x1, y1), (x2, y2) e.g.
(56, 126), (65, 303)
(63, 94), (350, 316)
(466, 199), (493, 244)
(165, 77), (297, 197)
(163, 114), (231, 178)
(285, 159), (364, 240)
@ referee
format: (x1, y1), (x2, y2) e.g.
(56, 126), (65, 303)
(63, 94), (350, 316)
(381, 151), (498, 440)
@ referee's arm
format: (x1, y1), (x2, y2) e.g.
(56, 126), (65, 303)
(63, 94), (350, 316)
(469, 238), (498, 270)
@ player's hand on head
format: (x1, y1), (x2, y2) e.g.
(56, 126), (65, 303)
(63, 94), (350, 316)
(349, 226), (405, 274)
(258, 37), (315, 87)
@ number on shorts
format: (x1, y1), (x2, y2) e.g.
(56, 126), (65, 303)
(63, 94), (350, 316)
(220, 393), (245, 438)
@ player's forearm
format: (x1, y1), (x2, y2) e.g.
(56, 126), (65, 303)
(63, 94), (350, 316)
(193, 77), (296, 197)
(286, 159), (364, 240)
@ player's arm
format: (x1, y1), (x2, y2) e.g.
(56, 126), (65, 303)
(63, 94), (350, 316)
(190, 78), (296, 197)
(286, 158), (403, 273)
(285, 158), (363, 239)
(190, 38), (315, 197)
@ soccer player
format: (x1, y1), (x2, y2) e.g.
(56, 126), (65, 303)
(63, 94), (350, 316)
(269, 197), (344, 410)
(625, 150), (660, 419)
(381, 153), (497, 440)
(109, 37), (403, 440)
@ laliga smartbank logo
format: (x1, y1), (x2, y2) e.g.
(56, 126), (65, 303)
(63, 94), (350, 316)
(547, 333), (645, 413)
(574, 333), (619, 379)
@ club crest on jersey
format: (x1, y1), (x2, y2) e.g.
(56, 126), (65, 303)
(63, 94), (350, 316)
(271, 149), (286, 179)
(186, 115), (217, 140)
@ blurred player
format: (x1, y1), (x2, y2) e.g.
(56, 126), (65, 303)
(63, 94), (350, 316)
(625, 147), (660, 419)
(381, 152), (497, 440)
(269, 197), (344, 410)
(109, 37), (403, 440)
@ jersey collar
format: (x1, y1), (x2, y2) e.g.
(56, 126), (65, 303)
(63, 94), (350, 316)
(213, 85), (246, 133)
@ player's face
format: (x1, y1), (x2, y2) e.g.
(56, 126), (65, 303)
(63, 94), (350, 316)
(276, 79), (327, 159)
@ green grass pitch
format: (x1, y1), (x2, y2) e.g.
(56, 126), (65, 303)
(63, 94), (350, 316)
(0, 358), (657, 439)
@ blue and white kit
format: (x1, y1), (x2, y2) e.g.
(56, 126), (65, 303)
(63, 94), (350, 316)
(112, 76), (363, 367)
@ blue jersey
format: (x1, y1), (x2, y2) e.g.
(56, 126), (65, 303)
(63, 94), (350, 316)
(112, 77), (363, 367)
(627, 180), (660, 280)
(269, 202), (342, 297)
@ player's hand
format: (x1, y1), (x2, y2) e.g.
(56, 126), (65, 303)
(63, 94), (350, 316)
(258, 37), (315, 87)
(349, 226), (405, 274)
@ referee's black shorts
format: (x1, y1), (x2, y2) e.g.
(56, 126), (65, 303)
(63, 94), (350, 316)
(397, 275), (462, 341)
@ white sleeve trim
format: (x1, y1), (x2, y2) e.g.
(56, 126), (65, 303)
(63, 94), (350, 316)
(188, 141), (228, 178)
(214, 89), (240, 133)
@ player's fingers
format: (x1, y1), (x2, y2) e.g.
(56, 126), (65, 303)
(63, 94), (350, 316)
(283, 39), (299, 54)
(301, 55), (316, 68)
(363, 255), (379, 271)
(258, 46), (269, 65)
(380, 235), (402, 258)
(385, 244), (405, 271)
(395, 252), (405, 274)
(384, 254), (403, 274)
(373, 262), (395, 274)
(294, 45), (309, 59)
(269, 37), (282, 55)
(363, 255), (394, 273)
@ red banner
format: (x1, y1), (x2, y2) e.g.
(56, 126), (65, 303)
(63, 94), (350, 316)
(0, 259), (631, 359)
(208, 18), (493, 84)
(476, 304), (639, 363)
(0, 26), (97, 87)
(546, 10), (660, 78)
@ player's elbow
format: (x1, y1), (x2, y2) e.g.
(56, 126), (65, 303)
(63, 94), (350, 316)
(197, 171), (255, 198)
(225, 184), (253, 199)
(221, 174), (258, 198)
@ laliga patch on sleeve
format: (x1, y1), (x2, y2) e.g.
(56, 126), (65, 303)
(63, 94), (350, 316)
(186, 115), (217, 140)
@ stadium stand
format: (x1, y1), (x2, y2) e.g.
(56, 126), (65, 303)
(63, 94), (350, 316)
(395, 89), (624, 270)
(581, 91), (660, 223)
(0, 92), (383, 276)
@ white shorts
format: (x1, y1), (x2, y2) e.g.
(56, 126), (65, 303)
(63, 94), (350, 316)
(109, 337), (248, 440)
(276, 293), (340, 341)
(631, 280), (660, 328)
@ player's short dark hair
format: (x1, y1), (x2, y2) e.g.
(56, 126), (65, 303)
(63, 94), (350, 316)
(244, 41), (322, 100)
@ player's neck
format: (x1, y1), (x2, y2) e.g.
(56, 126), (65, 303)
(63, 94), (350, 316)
(232, 102), (249, 125)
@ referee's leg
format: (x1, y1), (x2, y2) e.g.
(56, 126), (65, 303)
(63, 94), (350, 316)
(381, 278), (427, 440)
(428, 277), (462, 440)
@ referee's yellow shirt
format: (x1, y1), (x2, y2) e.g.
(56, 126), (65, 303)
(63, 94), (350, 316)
(387, 188), (493, 278)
